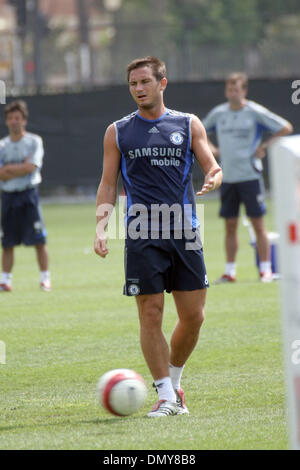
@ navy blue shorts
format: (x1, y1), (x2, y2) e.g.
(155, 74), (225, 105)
(219, 179), (266, 219)
(1, 188), (47, 248)
(123, 229), (209, 296)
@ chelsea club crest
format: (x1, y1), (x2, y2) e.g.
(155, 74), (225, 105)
(170, 132), (184, 145)
(128, 283), (140, 296)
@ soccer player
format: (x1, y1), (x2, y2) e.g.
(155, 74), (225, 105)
(94, 56), (222, 417)
(203, 72), (293, 283)
(0, 100), (51, 292)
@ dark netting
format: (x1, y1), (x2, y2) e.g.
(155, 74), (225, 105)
(0, 79), (298, 189)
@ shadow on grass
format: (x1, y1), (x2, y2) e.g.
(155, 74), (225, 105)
(0, 414), (148, 433)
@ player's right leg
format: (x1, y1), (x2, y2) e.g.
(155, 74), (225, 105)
(136, 293), (169, 380)
(225, 216), (239, 275)
(136, 293), (179, 417)
(170, 289), (206, 414)
(215, 183), (240, 283)
(0, 191), (19, 292)
(123, 236), (179, 416)
(215, 217), (239, 283)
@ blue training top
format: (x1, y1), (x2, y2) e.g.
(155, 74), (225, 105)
(114, 108), (199, 233)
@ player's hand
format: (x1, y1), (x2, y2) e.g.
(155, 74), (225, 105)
(196, 167), (222, 196)
(94, 235), (109, 258)
(0, 166), (13, 181)
(255, 144), (267, 159)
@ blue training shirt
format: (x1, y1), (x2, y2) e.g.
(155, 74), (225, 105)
(114, 108), (199, 233)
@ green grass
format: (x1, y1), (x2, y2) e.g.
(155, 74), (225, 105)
(0, 199), (288, 450)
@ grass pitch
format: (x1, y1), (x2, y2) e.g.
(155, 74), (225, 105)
(0, 198), (288, 450)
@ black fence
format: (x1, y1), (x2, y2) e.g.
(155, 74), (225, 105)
(0, 78), (299, 191)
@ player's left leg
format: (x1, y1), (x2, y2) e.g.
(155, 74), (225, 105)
(250, 216), (272, 282)
(239, 179), (270, 281)
(35, 243), (51, 291)
(35, 243), (48, 271)
(21, 188), (51, 291)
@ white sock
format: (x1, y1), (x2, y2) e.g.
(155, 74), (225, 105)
(154, 377), (176, 402)
(169, 363), (185, 391)
(260, 261), (271, 274)
(40, 271), (50, 283)
(1, 272), (12, 286)
(225, 262), (236, 277)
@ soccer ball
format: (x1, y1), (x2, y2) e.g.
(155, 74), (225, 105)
(97, 368), (147, 416)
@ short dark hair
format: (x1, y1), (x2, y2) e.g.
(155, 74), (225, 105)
(126, 56), (167, 82)
(225, 72), (248, 90)
(4, 100), (29, 120)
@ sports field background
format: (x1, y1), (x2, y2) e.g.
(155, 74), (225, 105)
(0, 197), (288, 450)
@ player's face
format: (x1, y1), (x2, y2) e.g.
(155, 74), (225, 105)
(6, 111), (27, 134)
(225, 81), (247, 105)
(128, 66), (166, 109)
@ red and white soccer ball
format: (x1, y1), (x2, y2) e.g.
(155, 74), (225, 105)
(97, 368), (147, 416)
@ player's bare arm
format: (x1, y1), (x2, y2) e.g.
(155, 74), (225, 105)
(206, 136), (220, 159)
(94, 123), (121, 258)
(255, 121), (294, 158)
(0, 166), (12, 181)
(191, 115), (222, 196)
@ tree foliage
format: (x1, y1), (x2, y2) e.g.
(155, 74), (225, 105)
(167, 0), (300, 44)
(115, 0), (300, 45)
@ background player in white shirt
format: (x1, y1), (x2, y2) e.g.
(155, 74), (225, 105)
(203, 72), (293, 283)
(0, 100), (51, 292)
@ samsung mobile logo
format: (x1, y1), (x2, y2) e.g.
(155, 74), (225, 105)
(128, 147), (182, 158)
